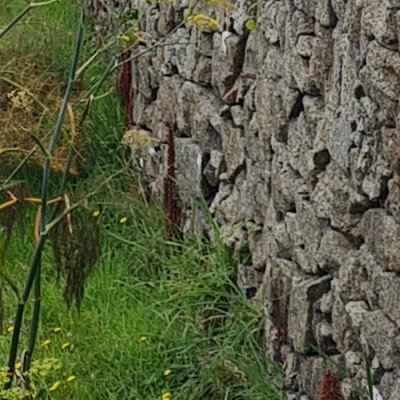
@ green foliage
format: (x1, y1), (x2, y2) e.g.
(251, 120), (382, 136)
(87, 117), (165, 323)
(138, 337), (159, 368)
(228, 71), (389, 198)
(2, 194), (282, 399)
(0, 356), (61, 399)
(365, 358), (374, 400)
(0, 0), (283, 398)
(244, 18), (257, 32)
(0, 0), (81, 76)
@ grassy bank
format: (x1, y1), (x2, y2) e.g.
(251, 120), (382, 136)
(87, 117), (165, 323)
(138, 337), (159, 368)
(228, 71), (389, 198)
(2, 195), (282, 399)
(0, 1), (282, 399)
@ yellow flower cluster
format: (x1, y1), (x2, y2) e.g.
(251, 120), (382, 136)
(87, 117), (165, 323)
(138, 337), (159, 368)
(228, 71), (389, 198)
(121, 128), (160, 152)
(186, 14), (218, 31)
(0, 386), (27, 400)
(162, 391), (171, 400)
(35, 326), (76, 394)
(0, 355), (69, 399)
(7, 89), (33, 111)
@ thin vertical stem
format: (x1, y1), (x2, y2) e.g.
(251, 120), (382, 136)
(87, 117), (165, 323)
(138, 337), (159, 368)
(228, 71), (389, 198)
(6, 3), (85, 387)
(29, 0), (84, 361)
(6, 235), (45, 385)
(25, 254), (41, 372)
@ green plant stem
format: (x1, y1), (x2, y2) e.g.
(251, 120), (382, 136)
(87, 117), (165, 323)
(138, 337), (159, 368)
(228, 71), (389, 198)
(366, 358), (374, 400)
(28, 0), (84, 363)
(6, 4), (84, 386)
(0, 270), (21, 302)
(0, 147), (37, 193)
(0, 148), (30, 156)
(74, 40), (113, 79)
(58, 86), (94, 194)
(24, 254), (41, 372)
(0, 0), (58, 40)
(113, 22), (185, 72)
(0, 128), (53, 194)
(80, 24), (188, 104)
(6, 234), (45, 384)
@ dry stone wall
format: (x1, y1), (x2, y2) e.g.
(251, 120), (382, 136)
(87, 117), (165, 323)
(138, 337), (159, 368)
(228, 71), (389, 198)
(88, 1), (400, 398)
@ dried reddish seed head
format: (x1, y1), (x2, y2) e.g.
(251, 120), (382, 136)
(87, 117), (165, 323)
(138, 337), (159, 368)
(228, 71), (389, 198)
(118, 50), (134, 128)
(319, 370), (341, 400)
(164, 127), (181, 239)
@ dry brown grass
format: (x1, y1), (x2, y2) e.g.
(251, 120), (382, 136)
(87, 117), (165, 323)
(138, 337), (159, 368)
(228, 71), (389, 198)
(0, 54), (82, 176)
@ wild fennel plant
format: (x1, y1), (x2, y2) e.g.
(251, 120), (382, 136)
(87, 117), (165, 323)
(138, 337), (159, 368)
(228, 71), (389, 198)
(4, 1), (85, 386)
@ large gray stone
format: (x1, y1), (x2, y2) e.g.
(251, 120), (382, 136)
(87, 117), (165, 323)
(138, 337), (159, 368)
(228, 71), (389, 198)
(311, 162), (368, 231)
(361, 209), (400, 272)
(211, 33), (246, 98)
(287, 275), (331, 353)
(360, 310), (400, 370)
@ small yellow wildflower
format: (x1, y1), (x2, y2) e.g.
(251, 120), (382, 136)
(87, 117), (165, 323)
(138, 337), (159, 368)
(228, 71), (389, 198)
(139, 336), (147, 343)
(119, 216), (128, 224)
(66, 375), (76, 382)
(41, 339), (51, 347)
(90, 373), (96, 380)
(49, 381), (61, 391)
(162, 391), (171, 400)
(91, 210), (100, 218)
(61, 341), (71, 350)
(15, 362), (21, 370)
(7, 325), (14, 333)
(52, 327), (62, 333)
(163, 369), (172, 377)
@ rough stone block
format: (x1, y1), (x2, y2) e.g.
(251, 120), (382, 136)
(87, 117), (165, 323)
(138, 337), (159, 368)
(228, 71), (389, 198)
(287, 275), (331, 353)
(360, 310), (400, 369)
(361, 209), (400, 272)
(211, 33), (246, 98)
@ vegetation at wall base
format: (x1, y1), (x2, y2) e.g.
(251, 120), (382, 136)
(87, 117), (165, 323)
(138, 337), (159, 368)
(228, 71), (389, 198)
(0, 1), (282, 399)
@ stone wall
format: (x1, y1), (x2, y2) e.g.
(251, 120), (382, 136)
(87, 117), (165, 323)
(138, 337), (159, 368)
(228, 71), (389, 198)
(89, 1), (400, 398)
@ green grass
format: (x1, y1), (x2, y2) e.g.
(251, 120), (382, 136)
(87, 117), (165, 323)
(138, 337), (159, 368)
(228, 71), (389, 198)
(0, 1), (282, 399)
(0, 0), (124, 178)
(1, 198), (282, 399)
(0, 0), (81, 76)
(0, 0), (105, 81)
